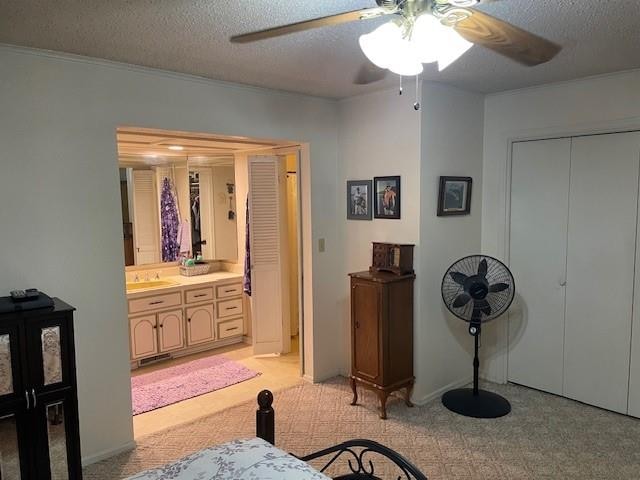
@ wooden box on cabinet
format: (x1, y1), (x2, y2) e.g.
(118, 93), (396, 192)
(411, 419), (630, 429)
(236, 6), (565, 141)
(349, 271), (415, 419)
(0, 298), (82, 479)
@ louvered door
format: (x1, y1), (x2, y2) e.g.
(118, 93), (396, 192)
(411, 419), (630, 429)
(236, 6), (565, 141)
(248, 156), (284, 355)
(132, 170), (160, 264)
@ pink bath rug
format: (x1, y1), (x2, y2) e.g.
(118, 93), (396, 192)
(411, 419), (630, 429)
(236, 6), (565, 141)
(131, 355), (260, 415)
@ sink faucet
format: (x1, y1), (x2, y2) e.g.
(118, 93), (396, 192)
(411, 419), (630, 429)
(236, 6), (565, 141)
(144, 272), (150, 282)
(134, 274), (139, 283)
(155, 272), (160, 280)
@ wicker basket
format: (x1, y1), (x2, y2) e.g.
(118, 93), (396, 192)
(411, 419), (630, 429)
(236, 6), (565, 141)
(179, 263), (211, 277)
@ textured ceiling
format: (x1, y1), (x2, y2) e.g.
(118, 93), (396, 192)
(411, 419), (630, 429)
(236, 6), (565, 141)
(1, 0), (639, 98)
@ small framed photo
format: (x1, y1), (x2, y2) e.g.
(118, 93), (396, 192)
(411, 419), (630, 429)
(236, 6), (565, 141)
(374, 176), (401, 219)
(437, 176), (472, 216)
(347, 180), (372, 220)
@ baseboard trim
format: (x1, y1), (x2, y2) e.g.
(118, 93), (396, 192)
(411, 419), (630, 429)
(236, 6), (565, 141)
(412, 376), (472, 406)
(302, 373), (315, 384)
(82, 440), (136, 467)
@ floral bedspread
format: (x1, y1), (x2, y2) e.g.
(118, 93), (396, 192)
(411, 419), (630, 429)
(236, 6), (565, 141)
(125, 437), (330, 480)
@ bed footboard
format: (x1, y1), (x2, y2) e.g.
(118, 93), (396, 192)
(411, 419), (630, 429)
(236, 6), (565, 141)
(255, 390), (428, 479)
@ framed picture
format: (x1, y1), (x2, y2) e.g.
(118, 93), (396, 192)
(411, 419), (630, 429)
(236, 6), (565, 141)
(374, 176), (401, 219)
(347, 180), (372, 220)
(437, 176), (472, 216)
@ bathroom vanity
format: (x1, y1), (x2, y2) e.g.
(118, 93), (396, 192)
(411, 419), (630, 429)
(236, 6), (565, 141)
(126, 271), (246, 368)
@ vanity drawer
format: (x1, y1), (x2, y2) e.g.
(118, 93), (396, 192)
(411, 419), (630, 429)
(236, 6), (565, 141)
(129, 292), (182, 314)
(185, 287), (214, 304)
(218, 318), (243, 339)
(216, 282), (243, 299)
(217, 298), (243, 318)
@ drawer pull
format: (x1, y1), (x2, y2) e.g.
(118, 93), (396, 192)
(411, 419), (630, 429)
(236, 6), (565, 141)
(149, 300), (164, 305)
(226, 326), (239, 332)
(226, 306), (238, 310)
(224, 289), (237, 293)
(194, 293), (208, 298)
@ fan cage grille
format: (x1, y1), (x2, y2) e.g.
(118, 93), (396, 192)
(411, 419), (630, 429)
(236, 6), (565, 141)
(441, 255), (515, 323)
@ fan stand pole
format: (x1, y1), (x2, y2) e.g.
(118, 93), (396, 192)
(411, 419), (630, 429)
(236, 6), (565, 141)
(441, 318), (511, 419)
(473, 330), (480, 396)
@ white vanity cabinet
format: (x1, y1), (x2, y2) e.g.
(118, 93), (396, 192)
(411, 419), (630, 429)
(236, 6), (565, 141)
(158, 309), (184, 352)
(186, 304), (215, 345)
(130, 314), (158, 359)
(127, 275), (246, 367)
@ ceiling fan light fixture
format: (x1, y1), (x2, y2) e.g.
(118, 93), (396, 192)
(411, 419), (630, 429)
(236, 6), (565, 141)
(360, 20), (423, 76)
(358, 21), (401, 69)
(410, 14), (441, 64)
(435, 26), (473, 71)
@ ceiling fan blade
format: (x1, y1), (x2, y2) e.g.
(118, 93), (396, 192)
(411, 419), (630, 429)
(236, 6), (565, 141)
(231, 7), (391, 43)
(449, 271), (468, 286)
(489, 282), (509, 293)
(452, 293), (471, 308)
(477, 258), (488, 277)
(354, 62), (389, 85)
(454, 9), (561, 66)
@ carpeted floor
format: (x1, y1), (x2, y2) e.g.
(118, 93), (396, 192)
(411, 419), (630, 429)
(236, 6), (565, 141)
(84, 377), (640, 479)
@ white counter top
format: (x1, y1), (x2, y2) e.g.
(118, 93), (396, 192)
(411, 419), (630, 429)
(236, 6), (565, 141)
(126, 271), (243, 298)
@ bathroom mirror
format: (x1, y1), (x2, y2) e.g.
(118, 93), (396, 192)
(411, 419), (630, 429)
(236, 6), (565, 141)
(119, 156), (238, 266)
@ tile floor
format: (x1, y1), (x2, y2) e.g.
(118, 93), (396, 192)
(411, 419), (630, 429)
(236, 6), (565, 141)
(131, 337), (301, 438)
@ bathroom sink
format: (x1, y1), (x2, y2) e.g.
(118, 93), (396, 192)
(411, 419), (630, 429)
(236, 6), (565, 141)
(126, 279), (178, 292)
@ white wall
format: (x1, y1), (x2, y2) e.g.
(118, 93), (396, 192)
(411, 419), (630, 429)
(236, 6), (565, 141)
(337, 87), (422, 380)
(417, 83), (484, 402)
(0, 45), (341, 464)
(337, 82), (484, 404)
(481, 69), (640, 382)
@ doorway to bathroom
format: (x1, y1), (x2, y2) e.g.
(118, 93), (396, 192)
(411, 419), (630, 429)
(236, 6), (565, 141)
(115, 127), (306, 438)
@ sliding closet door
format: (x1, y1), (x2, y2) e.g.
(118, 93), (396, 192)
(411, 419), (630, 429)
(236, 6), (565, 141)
(508, 139), (571, 395)
(564, 132), (640, 414)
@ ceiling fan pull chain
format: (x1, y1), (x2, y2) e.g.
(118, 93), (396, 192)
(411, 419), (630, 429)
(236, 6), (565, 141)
(413, 73), (421, 111)
(399, 75), (403, 96)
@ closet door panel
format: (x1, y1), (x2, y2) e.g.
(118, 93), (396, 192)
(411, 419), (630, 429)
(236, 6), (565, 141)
(508, 138), (571, 395)
(564, 132), (640, 414)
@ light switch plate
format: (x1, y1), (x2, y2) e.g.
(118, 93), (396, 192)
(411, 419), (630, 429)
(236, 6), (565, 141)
(318, 238), (325, 252)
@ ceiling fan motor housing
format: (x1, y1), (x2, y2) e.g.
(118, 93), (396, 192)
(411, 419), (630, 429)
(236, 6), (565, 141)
(376, 0), (402, 8)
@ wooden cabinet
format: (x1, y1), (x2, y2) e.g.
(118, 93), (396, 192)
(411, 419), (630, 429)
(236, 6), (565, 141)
(130, 314), (158, 359)
(186, 304), (215, 345)
(158, 310), (184, 353)
(349, 271), (415, 419)
(0, 298), (82, 479)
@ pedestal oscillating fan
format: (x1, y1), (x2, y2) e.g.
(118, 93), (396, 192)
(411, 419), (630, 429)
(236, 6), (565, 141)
(441, 255), (515, 418)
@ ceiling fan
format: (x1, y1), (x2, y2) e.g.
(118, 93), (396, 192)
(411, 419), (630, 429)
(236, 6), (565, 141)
(230, 0), (561, 84)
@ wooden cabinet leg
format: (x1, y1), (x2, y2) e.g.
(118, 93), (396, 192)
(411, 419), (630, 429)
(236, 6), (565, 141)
(379, 391), (389, 420)
(350, 377), (358, 406)
(405, 383), (414, 408)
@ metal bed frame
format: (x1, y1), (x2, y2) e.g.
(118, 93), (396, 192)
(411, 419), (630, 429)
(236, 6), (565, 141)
(255, 390), (428, 480)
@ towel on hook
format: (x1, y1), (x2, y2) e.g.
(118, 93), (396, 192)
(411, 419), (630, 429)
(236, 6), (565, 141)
(177, 219), (191, 256)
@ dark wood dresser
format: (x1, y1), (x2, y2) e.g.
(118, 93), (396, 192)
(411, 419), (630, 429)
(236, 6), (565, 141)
(0, 298), (82, 479)
(349, 271), (415, 419)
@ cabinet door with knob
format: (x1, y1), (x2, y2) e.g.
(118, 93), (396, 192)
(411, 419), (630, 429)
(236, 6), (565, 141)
(351, 281), (381, 383)
(158, 310), (184, 353)
(0, 299), (82, 480)
(186, 304), (215, 345)
(130, 315), (158, 359)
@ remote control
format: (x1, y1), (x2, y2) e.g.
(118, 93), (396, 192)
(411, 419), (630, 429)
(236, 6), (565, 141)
(10, 289), (40, 302)
(10, 289), (27, 302)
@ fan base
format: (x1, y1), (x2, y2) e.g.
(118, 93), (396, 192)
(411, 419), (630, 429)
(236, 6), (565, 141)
(442, 388), (511, 418)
